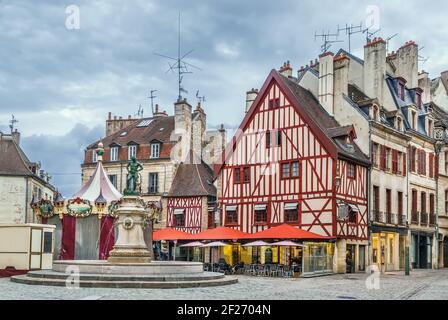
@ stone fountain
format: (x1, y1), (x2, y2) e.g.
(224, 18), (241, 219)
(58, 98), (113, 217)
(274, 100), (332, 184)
(11, 158), (237, 288)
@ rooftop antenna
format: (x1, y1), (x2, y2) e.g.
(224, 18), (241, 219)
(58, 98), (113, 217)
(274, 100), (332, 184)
(154, 11), (201, 102)
(135, 104), (144, 118)
(385, 33), (398, 53)
(418, 46), (429, 64)
(362, 24), (381, 43)
(338, 23), (363, 53)
(195, 90), (206, 105)
(9, 114), (18, 133)
(314, 29), (343, 53)
(148, 89), (157, 115)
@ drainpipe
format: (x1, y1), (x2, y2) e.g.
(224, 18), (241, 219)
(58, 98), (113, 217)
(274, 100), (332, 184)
(405, 140), (410, 276)
(24, 177), (29, 224)
(434, 142), (443, 269)
(367, 120), (373, 272)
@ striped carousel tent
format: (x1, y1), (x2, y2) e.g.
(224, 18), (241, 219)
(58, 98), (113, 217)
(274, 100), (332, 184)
(56, 155), (123, 261)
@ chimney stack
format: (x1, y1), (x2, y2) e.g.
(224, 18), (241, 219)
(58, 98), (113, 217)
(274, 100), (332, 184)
(279, 61), (292, 77)
(11, 129), (20, 145)
(395, 40), (418, 89)
(363, 37), (386, 106)
(418, 71), (431, 104)
(245, 88), (258, 113)
(333, 54), (350, 113)
(318, 52), (335, 115)
(174, 99), (193, 160)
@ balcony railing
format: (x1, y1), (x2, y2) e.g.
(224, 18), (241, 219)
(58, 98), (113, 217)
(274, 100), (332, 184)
(420, 211), (428, 225)
(372, 211), (406, 225)
(429, 213), (436, 226)
(411, 211), (419, 224)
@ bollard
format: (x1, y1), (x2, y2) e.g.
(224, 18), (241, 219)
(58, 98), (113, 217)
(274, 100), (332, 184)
(405, 247), (410, 276)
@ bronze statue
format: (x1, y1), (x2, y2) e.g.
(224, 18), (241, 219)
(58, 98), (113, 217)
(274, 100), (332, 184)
(124, 156), (143, 195)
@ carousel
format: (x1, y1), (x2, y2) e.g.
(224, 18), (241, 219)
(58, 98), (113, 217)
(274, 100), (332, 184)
(17, 143), (237, 288)
(30, 142), (158, 261)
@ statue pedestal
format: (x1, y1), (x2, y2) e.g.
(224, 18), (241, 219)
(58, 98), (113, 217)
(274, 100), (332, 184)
(108, 196), (151, 263)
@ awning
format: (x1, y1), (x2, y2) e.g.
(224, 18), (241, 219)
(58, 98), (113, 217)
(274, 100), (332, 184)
(242, 240), (270, 247)
(246, 224), (330, 240)
(179, 241), (204, 248)
(271, 240), (304, 247)
(186, 226), (248, 241)
(284, 203), (298, 210)
(152, 228), (190, 241)
(225, 205), (237, 211)
(174, 209), (185, 215)
(254, 204), (267, 210)
(203, 241), (228, 247)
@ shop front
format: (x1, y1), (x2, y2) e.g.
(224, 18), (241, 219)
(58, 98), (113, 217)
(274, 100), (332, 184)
(371, 226), (407, 272)
(411, 231), (434, 269)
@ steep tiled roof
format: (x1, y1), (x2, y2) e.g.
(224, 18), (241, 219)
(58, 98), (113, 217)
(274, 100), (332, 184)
(279, 74), (370, 164)
(0, 137), (33, 176)
(168, 152), (216, 197)
(87, 116), (175, 149)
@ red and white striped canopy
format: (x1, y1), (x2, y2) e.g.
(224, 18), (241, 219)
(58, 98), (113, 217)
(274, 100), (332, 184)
(72, 161), (122, 202)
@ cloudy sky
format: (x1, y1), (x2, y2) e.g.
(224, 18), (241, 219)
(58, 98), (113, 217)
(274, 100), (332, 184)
(0, 0), (447, 196)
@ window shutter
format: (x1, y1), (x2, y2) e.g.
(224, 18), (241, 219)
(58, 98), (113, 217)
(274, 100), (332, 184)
(392, 149), (398, 174)
(403, 153), (406, 176)
(422, 151), (427, 176)
(429, 153), (434, 178)
(380, 145), (386, 170)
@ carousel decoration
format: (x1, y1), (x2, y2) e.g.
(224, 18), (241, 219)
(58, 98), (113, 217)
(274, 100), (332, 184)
(143, 200), (163, 229)
(53, 192), (65, 219)
(66, 197), (93, 218)
(94, 193), (107, 219)
(31, 197), (56, 220)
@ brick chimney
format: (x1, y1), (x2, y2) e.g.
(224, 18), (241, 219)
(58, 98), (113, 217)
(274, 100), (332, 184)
(395, 41), (418, 89)
(318, 52), (335, 115)
(363, 37), (386, 106)
(333, 54), (350, 112)
(279, 61), (292, 77)
(153, 104), (168, 117)
(106, 112), (136, 136)
(192, 102), (206, 161)
(245, 88), (258, 113)
(418, 70), (431, 104)
(174, 98), (193, 160)
(11, 129), (20, 145)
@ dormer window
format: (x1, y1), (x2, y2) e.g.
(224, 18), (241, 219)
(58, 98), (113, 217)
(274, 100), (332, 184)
(150, 143), (160, 159)
(92, 149), (98, 163)
(428, 119), (433, 137)
(128, 145), (137, 160)
(399, 82), (405, 100)
(416, 92), (422, 107)
(110, 147), (119, 161)
(397, 117), (402, 131)
(373, 105), (379, 121)
(411, 111), (417, 129)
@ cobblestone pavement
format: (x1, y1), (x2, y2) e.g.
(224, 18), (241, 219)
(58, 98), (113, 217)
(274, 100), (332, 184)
(1, 269), (448, 300)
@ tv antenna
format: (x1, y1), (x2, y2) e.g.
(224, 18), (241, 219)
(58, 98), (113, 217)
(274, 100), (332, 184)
(314, 29), (343, 53)
(418, 46), (429, 64)
(135, 104), (144, 118)
(148, 89), (157, 115)
(338, 23), (363, 53)
(362, 25), (381, 43)
(385, 33), (398, 53)
(9, 114), (18, 133)
(195, 90), (206, 104)
(154, 12), (201, 101)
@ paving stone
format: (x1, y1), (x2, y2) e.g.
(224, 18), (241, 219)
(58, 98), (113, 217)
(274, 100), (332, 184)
(0, 269), (446, 300)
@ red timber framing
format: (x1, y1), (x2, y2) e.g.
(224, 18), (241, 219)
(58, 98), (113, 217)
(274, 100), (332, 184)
(166, 196), (203, 234)
(215, 70), (368, 240)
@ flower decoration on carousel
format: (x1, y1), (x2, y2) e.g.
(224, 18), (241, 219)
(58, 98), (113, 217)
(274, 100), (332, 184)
(108, 199), (121, 218)
(143, 200), (163, 229)
(67, 197), (93, 218)
(94, 192), (107, 219)
(53, 192), (65, 219)
(30, 195), (41, 217)
(96, 141), (105, 161)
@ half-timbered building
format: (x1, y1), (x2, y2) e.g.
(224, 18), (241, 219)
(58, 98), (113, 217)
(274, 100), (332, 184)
(215, 68), (370, 274)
